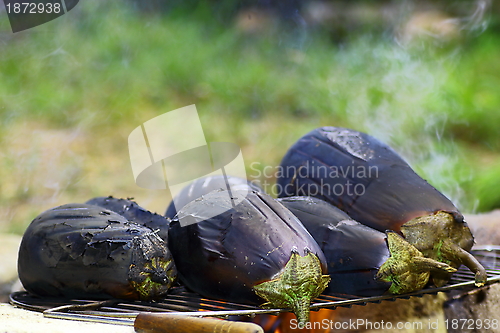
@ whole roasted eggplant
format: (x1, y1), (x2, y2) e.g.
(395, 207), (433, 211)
(277, 196), (455, 296)
(168, 190), (330, 324)
(165, 175), (262, 218)
(277, 127), (486, 287)
(18, 203), (176, 300)
(86, 196), (171, 242)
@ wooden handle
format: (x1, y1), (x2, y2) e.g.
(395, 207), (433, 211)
(134, 313), (264, 333)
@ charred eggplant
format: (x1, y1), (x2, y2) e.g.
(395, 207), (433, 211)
(86, 196), (171, 242)
(165, 175), (262, 218)
(277, 196), (455, 295)
(168, 190), (329, 324)
(277, 127), (486, 287)
(18, 203), (176, 300)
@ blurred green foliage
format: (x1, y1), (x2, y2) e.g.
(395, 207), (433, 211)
(0, 0), (499, 233)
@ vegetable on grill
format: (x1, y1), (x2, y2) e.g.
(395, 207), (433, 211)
(278, 196), (456, 295)
(18, 203), (176, 301)
(165, 175), (262, 218)
(276, 127), (486, 287)
(168, 190), (329, 324)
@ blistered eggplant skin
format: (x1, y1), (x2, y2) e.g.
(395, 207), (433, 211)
(276, 127), (462, 232)
(165, 175), (262, 218)
(86, 196), (171, 242)
(168, 190), (329, 323)
(18, 204), (176, 300)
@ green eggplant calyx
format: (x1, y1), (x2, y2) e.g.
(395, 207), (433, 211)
(376, 231), (455, 294)
(129, 234), (177, 300)
(130, 256), (176, 300)
(253, 249), (330, 324)
(400, 211), (486, 287)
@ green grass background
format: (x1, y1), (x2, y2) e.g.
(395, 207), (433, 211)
(1, 1), (499, 234)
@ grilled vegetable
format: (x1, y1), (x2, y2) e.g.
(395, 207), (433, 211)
(165, 175), (262, 218)
(18, 203), (176, 300)
(168, 190), (329, 324)
(277, 196), (456, 295)
(277, 127), (486, 287)
(86, 196), (171, 242)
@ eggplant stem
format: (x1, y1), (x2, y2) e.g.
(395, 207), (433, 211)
(294, 298), (312, 324)
(412, 256), (457, 274)
(449, 243), (487, 287)
(253, 251), (330, 325)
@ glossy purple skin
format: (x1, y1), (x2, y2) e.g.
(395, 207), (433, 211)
(276, 127), (463, 233)
(165, 175), (262, 219)
(168, 190), (327, 305)
(277, 196), (392, 296)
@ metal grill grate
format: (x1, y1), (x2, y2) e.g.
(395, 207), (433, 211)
(9, 247), (500, 326)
